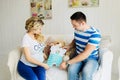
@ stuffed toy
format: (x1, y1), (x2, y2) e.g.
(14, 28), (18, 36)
(63, 47), (76, 61)
(63, 40), (76, 61)
(47, 40), (67, 67)
(44, 37), (55, 60)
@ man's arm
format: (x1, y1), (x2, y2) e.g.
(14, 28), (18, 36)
(60, 43), (96, 70)
(67, 44), (96, 64)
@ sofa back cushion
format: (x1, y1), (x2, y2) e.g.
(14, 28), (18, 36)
(44, 35), (111, 62)
(44, 35), (74, 45)
(44, 34), (111, 49)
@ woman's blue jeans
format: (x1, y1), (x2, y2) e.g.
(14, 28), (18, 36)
(17, 61), (46, 80)
(68, 58), (99, 80)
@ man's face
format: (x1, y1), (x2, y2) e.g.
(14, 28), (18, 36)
(71, 20), (83, 31)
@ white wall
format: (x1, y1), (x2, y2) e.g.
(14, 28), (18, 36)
(0, 0), (120, 79)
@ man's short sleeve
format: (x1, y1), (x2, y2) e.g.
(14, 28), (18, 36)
(88, 33), (101, 47)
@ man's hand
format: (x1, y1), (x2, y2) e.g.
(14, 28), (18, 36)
(60, 62), (67, 70)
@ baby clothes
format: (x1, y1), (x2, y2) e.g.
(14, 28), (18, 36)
(47, 45), (66, 67)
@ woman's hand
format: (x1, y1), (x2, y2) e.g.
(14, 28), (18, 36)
(43, 63), (49, 70)
(60, 62), (67, 70)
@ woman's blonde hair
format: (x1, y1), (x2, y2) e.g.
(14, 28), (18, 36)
(25, 17), (44, 31)
(25, 17), (45, 43)
(35, 34), (45, 43)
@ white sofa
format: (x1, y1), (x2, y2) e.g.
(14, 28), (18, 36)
(7, 35), (113, 80)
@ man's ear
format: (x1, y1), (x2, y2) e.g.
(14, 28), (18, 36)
(81, 21), (85, 26)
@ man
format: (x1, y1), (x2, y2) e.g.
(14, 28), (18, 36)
(60, 11), (101, 80)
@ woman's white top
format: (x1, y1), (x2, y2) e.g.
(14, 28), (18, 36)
(20, 33), (45, 67)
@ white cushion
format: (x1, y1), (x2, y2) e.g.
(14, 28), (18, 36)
(100, 35), (111, 49)
(46, 67), (67, 80)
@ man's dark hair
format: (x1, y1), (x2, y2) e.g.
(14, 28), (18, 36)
(70, 11), (86, 22)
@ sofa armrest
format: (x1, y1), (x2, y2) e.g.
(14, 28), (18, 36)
(98, 48), (113, 80)
(7, 47), (23, 80)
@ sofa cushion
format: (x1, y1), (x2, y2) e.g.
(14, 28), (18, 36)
(99, 35), (111, 50)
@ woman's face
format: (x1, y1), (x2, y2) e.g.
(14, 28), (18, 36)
(33, 22), (43, 34)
